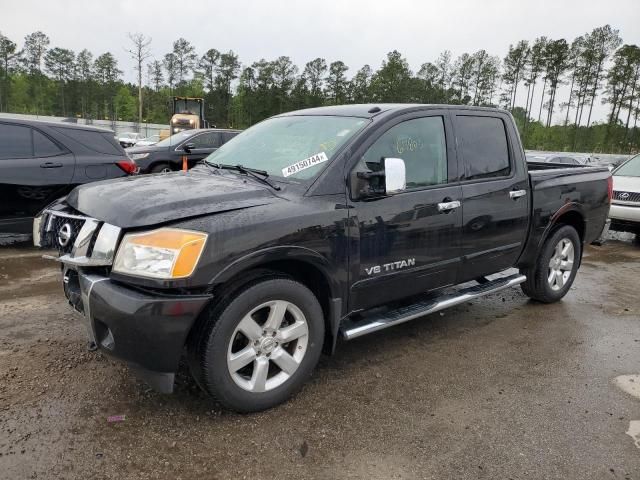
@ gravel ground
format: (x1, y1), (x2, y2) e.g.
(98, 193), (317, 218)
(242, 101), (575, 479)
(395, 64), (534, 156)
(1, 234), (639, 480)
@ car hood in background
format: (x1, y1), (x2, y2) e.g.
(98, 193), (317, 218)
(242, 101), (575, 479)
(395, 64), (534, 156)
(613, 175), (640, 193)
(66, 169), (279, 228)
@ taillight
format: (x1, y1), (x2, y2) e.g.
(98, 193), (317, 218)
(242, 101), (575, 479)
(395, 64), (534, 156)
(607, 176), (613, 203)
(116, 159), (138, 175)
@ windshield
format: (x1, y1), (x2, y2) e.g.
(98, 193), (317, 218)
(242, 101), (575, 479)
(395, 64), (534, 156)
(614, 154), (640, 177)
(154, 131), (194, 148)
(205, 115), (368, 180)
(174, 99), (201, 115)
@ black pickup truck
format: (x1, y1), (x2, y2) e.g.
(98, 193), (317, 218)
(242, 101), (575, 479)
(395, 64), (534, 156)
(34, 104), (611, 412)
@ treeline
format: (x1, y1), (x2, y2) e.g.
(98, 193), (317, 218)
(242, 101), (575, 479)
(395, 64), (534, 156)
(0, 26), (639, 153)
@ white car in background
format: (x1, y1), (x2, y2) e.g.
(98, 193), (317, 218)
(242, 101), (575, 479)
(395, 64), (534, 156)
(117, 132), (143, 148)
(134, 134), (161, 147)
(609, 154), (640, 235)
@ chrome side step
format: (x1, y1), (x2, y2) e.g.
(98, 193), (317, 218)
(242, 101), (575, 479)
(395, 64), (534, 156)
(341, 273), (527, 340)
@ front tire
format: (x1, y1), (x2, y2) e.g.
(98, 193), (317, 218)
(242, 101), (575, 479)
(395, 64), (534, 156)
(188, 277), (324, 412)
(520, 225), (581, 303)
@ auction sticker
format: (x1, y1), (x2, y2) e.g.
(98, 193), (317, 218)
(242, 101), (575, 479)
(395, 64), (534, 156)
(282, 152), (328, 177)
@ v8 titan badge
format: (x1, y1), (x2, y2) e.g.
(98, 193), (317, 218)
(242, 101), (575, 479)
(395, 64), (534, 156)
(282, 152), (328, 177)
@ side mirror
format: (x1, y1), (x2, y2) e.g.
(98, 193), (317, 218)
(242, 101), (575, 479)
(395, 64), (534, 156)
(353, 157), (406, 199)
(183, 143), (195, 153)
(383, 157), (406, 194)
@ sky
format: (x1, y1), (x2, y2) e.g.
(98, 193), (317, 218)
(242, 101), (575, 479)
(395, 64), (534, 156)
(2, 0), (640, 123)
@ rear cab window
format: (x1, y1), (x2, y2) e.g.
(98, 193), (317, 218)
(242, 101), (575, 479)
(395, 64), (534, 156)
(455, 115), (511, 181)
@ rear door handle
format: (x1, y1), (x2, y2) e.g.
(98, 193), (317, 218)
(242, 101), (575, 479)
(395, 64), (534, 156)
(437, 200), (461, 213)
(509, 189), (527, 199)
(40, 162), (63, 168)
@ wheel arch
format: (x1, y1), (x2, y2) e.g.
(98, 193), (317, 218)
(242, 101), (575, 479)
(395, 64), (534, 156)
(208, 246), (343, 355)
(549, 205), (586, 243)
(517, 203), (586, 270)
(537, 204), (586, 268)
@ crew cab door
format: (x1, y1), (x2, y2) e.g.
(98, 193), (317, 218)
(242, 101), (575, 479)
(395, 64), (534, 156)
(452, 112), (529, 281)
(0, 122), (74, 233)
(348, 112), (462, 311)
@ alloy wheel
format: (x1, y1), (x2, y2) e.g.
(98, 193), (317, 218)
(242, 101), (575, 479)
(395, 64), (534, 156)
(547, 237), (575, 291)
(226, 300), (309, 393)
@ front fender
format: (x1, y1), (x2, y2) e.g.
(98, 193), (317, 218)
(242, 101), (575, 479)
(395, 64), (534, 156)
(209, 245), (342, 300)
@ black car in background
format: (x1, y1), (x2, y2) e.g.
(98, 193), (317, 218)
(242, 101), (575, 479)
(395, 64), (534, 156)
(0, 118), (136, 238)
(126, 128), (240, 174)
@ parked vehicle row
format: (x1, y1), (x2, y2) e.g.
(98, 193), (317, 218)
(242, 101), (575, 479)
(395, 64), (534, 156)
(117, 132), (144, 148)
(126, 128), (240, 173)
(0, 118), (135, 235)
(609, 153), (640, 234)
(0, 120), (241, 236)
(34, 104), (612, 412)
(134, 134), (161, 146)
(525, 152), (593, 165)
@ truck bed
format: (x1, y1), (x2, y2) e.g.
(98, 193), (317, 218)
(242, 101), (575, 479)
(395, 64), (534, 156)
(516, 162), (611, 267)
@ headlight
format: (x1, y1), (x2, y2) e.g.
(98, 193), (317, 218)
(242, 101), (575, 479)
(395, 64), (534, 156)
(128, 153), (149, 160)
(113, 228), (207, 279)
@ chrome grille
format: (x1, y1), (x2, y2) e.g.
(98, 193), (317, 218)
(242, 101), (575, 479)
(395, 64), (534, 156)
(613, 190), (640, 203)
(36, 208), (121, 267)
(44, 213), (86, 254)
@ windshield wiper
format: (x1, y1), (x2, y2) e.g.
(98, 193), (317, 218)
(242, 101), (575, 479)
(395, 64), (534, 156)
(208, 163), (281, 191)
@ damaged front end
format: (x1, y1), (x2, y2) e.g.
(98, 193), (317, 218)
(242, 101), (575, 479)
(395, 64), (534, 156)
(33, 203), (211, 393)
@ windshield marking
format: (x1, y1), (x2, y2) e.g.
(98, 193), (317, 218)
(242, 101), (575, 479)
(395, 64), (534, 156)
(282, 152), (329, 177)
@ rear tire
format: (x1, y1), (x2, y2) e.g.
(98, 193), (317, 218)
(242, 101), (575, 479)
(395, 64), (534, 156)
(520, 225), (581, 303)
(187, 277), (324, 413)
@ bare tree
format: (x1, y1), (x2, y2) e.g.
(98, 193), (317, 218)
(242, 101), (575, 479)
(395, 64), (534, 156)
(126, 33), (152, 126)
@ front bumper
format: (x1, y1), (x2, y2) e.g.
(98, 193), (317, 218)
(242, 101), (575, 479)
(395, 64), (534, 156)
(65, 267), (210, 392)
(609, 203), (640, 232)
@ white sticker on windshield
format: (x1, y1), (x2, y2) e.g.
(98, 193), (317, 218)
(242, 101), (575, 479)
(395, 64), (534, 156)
(282, 152), (329, 177)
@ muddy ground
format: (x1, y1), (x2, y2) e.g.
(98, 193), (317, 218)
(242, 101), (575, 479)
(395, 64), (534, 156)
(1, 235), (639, 480)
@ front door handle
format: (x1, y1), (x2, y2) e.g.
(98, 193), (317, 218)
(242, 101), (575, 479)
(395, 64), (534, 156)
(437, 200), (461, 213)
(40, 162), (63, 168)
(509, 189), (527, 199)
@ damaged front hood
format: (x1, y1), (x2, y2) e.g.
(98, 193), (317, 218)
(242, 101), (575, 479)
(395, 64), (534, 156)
(66, 168), (278, 228)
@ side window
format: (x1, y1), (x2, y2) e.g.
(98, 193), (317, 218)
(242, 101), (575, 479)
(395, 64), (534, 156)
(0, 124), (33, 159)
(33, 130), (64, 157)
(222, 132), (237, 144)
(52, 127), (122, 155)
(190, 132), (221, 148)
(456, 116), (510, 180)
(360, 116), (448, 189)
